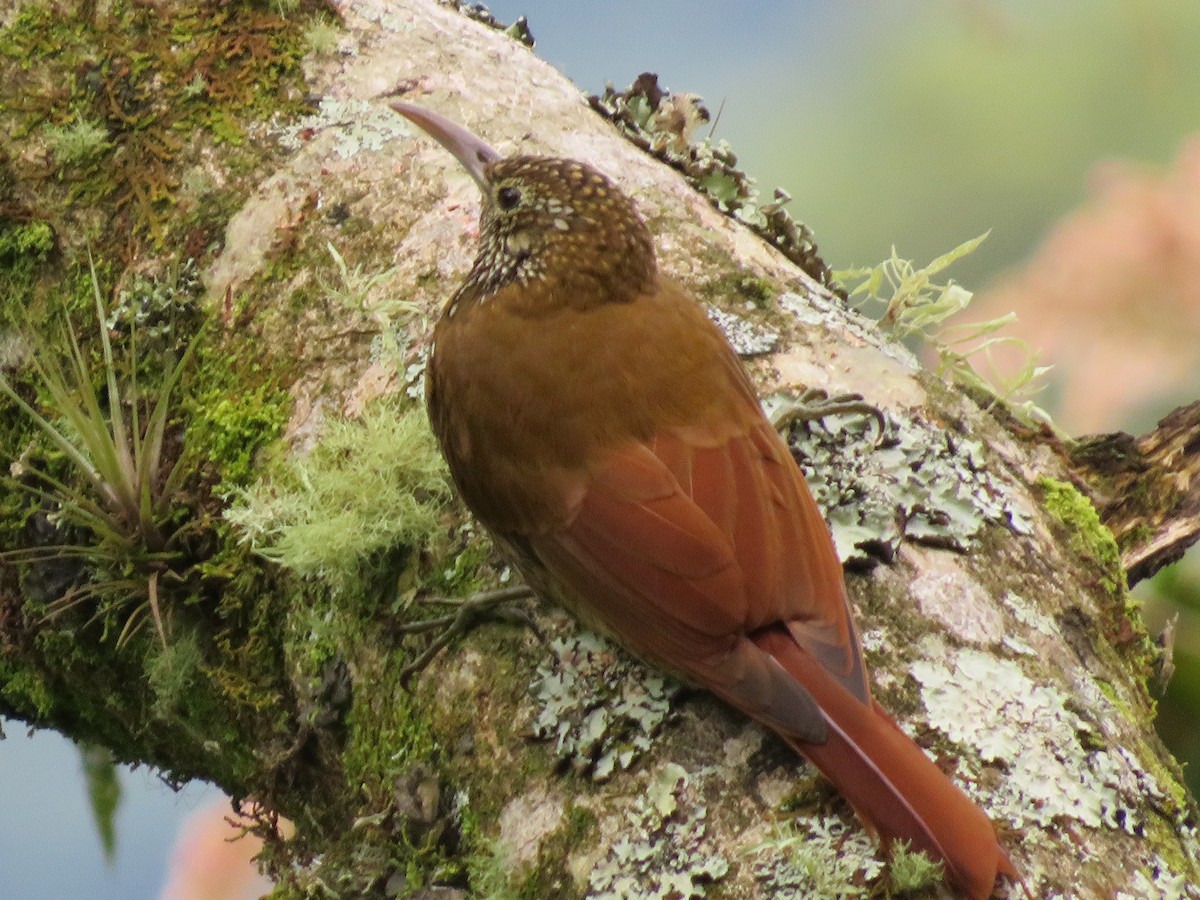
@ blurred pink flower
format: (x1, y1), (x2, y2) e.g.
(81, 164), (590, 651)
(974, 138), (1200, 433)
(158, 799), (280, 900)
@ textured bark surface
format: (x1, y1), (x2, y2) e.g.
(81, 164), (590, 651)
(2, 2), (1199, 898)
(1071, 401), (1200, 586)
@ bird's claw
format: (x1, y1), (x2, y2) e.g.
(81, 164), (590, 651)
(397, 584), (538, 684)
(771, 388), (890, 447)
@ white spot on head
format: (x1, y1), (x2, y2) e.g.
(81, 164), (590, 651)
(506, 230), (536, 254)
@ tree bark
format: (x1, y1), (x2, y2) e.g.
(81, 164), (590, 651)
(1, 1), (1198, 898)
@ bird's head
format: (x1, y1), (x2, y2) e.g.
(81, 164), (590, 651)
(392, 102), (657, 303)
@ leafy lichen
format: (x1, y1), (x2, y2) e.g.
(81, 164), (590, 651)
(589, 74), (833, 290)
(911, 648), (1178, 836)
(747, 814), (884, 899)
(587, 763), (728, 899)
(773, 400), (1031, 565)
(910, 641), (1200, 891)
(529, 630), (681, 781)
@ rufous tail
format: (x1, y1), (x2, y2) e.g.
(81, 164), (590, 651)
(753, 630), (1028, 900)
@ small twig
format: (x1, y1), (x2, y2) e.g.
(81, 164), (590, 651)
(771, 388), (889, 447)
(398, 584), (537, 684)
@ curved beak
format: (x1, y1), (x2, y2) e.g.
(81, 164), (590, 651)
(390, 102), (502, 191)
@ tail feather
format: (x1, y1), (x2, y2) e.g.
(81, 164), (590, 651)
(754, 629), (1024, 900)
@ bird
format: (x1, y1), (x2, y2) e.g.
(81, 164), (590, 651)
(391, 100), (1025, 899)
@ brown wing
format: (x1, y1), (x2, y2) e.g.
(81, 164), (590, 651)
(526, 388), (870, 743)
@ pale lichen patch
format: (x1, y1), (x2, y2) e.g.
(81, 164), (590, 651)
(746, 814), (885, 898)
(906, 546), (1009, 643)
(1117, 862), (1200, 900)
(276, 96), (410, 160)
(780, 290), (920, 371)
(587, 764), (729, 899)
(719, 724), (768, 769)
(911, 648), (1166, 840)
(779, 403), (1032, 566)
(1002, 590), (1058, 637)
(705, 304), (779, 357)
(528, 630), (682, 781)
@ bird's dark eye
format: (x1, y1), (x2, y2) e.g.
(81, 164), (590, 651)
(497, 185), (521, 210)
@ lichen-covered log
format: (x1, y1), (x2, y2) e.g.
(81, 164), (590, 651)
(1, 1), (1197, 898)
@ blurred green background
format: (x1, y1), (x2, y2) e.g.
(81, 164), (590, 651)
(2, 1), (1198, 896)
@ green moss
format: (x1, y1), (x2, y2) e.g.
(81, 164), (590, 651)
(887, 843), (943, 894)
(0, 221), (54, 261)
(343, 662), (437, 804)
(701, 270), (776, 309)
(2, 600), (270, 792)
(0, 666), (56, 717)
(224, 398), (449, 597)
(0, 218), (55, 319)
(513, 854), (572, 899)
(564, 802), (597, 844)
(1040, 477), (1161, 679)
(0, 0), (314, 253)
(1117, 521), (1154, 554)
(319, 651), (464, 892)
(1039, 477), (1124, 593)
(186, 378), (291, 492)
(424, 523), (492, 597)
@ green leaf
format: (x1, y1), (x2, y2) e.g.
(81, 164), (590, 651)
(922, 230), (990, 277)
(79, 743), (121, 864)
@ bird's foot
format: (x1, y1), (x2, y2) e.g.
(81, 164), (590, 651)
(396, 584), (538, 684)
(770, 388), (889, 446)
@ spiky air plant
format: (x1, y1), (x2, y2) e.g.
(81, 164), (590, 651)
(0, 258), (198, 647)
